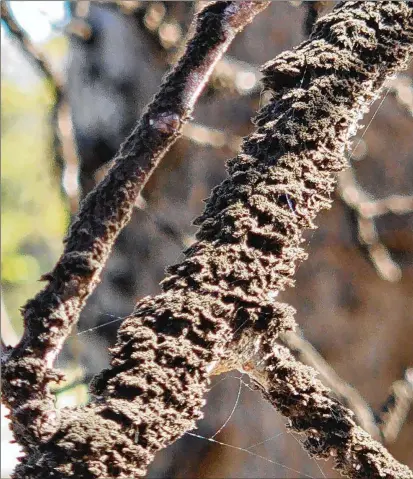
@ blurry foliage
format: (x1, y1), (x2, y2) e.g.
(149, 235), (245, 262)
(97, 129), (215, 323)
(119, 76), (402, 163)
(1, 68), (68, 334)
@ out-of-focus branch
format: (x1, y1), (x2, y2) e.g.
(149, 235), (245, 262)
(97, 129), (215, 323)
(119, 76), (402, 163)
(1, 2), (270, 477)
(386, 74), (413, 118)
(378, 368), (413, 444)
(1, 290), (20, 348)
(183, 121), (243, 151)
(337, 168), (413, 282)
(303, 1), (327, 37)
(1, 1), (80, 214)
(1, 2), (64, 90)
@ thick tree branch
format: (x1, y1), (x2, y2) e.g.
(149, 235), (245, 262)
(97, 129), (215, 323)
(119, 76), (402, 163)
(2, 2), (413, 478)
(279, 329), (381, 440)
(279, 330), (413, 445)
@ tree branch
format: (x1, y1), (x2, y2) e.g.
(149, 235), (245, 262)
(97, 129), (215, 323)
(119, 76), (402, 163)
(0, 1), (80, 212)
(237, 332), (413, 479)
(377, 368), (413, 444)
(2, 2), (413, 478)
(279, 330), (413, 445)
(279, 329), (381, 440)
(337, 168), (412, 282)
(386, 74), (413, 118)
(1, 0), (269, 475)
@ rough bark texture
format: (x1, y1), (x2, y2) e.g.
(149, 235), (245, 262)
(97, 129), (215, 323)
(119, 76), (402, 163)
(1, 1), (269, 476)
(238, 333), (413, 479)
(3, 1), (413, 478)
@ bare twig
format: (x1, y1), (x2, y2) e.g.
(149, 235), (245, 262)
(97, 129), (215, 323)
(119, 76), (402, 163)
(1, 2), (64, 90)
(1, 1), (77, 210)
(337, 168), (412, 282)
(386, 74), (413, 118)
(1, 2), (270, 476)
(1, 290), (20, 348)
(183, 121), (243, 151)
(378, 368), (413, 444)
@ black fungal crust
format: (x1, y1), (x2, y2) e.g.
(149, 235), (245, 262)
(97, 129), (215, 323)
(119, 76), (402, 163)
(6, 2), (413, 478)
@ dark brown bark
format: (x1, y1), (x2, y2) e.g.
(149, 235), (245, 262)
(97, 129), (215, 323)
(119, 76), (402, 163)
(2, 1), (413, 478)
(1, 1), (269, 476)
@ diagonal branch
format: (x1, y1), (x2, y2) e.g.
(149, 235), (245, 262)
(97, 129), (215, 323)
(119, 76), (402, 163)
(0, 1), (64, 91)
(279, 330), (413, 445)
(279, 329), (381, 440)
(386, 74), (413, 118)
(337, 168), (413, 282)
(1, 0), (268, 455)
(238, 332), (412, 479)
(2, 2), (413, 478)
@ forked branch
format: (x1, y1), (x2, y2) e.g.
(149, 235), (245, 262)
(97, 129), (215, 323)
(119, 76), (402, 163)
(1, 0), (269, 473)
(2, 1), (413, 478)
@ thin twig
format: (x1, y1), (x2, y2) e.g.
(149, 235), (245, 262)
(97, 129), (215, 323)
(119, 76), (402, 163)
(183, 121), (243, 151)
(1, 1), (80, 214)
(377, 368), (413, 444)
(1, 1), (78, 213)
(1, 2), (64, 90)
(386, 74), (413, 118)
(1, 290), (20, 348)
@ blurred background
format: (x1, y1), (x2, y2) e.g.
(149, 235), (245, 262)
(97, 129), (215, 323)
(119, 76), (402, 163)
(1, 2), (412, 478)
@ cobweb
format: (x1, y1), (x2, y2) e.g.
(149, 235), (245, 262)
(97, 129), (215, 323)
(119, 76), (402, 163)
(68, 313), (329, 479)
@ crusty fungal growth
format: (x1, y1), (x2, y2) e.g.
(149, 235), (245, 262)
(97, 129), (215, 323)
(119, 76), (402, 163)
(242, 337), (413, 479)
(1, 0), (268, 457)
(2, 1), (413, 478)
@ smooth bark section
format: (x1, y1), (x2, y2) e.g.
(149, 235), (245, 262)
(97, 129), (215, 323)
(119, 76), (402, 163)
(1, 0), (268, 454)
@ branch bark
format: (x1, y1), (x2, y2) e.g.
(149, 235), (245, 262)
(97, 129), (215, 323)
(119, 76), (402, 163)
(279, 330), (413, 445)
(237, 333), (412, 479)
(1, 1), (269, 475)
(2, 1), (413, 478)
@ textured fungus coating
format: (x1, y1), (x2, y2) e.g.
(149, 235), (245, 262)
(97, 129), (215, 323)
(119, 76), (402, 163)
(5, 2), (413, 478)
(248, 339), (413, 479)
(1, 1), (269, 474)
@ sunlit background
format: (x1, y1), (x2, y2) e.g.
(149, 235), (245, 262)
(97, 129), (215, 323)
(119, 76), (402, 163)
(1, 3), (69, 475)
